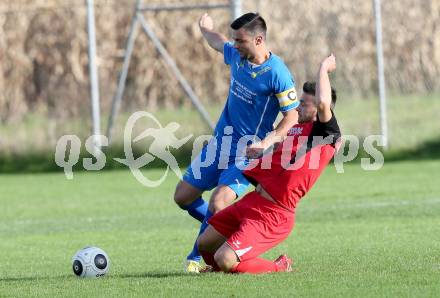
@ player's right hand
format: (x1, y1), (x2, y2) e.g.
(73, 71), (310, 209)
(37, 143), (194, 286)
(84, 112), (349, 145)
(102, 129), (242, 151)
(246, 142), (265, 159)
(321, 54), (336, 73)
(199, 13), (214, 32)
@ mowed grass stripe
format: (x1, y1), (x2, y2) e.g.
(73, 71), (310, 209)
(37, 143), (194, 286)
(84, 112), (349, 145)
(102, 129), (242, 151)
(0, 160), (439, 297)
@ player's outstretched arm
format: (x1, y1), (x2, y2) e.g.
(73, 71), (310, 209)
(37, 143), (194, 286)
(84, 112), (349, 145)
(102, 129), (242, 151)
(199, 13), (228, 53)
(316, 54), (336, 123)
(246, 109), (298, 159)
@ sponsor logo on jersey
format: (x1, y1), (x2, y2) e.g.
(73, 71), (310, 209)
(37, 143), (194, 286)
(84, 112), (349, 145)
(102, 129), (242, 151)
(250, 66), (272, 79)
(288, 126), (304, 136)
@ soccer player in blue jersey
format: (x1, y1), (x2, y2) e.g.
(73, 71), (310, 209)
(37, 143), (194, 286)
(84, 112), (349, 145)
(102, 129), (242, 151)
(174, 12), (299, 272)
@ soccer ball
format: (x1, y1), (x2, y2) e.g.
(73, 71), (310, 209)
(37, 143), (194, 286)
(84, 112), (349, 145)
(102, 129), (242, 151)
(72, 246), (110, 278)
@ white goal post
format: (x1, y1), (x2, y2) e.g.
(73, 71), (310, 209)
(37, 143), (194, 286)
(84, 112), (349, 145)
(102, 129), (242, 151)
(105, 0), (242, 143)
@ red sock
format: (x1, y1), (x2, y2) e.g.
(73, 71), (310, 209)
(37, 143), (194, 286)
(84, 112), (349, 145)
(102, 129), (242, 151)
(200, 251), (220, 271)
(231, 258), (277, 274)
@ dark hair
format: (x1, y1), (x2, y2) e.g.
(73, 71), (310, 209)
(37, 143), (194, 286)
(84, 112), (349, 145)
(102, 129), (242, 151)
(230, 13), (267, 38)
(303, 81), (337, 108)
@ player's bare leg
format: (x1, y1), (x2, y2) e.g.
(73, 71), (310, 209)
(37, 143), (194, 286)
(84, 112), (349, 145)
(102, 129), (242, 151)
(184, 185), (236, 272)
(208, 184), (237, 213)
(213, 243), (293, 274)
(198, 225), (226, 253)
(197, 225), (227, 272)
(174, 180), (203, 208)
(213, 242), (239, 272)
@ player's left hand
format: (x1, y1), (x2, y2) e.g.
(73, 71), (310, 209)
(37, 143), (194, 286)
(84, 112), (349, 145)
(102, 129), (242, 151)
(246, 142), (265, 159)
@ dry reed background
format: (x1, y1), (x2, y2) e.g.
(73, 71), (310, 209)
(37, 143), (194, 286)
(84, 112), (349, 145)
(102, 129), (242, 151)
(0, 0), (439, 152)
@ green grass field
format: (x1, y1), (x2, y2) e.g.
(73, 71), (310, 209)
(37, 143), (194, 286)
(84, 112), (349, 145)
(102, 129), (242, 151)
(1, 159), (439, 297)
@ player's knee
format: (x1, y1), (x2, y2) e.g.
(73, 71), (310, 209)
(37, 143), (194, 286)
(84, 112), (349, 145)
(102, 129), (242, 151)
(173, 188), (185, 208)
(214, 249), (237, 272)
(208, 198), (225, 213)
(174, 181), (203, 208)
(208, 189), (236, 213)
(173, 184), (191, 208)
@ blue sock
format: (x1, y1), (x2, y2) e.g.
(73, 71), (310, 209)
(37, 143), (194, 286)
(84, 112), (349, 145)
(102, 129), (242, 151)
(181, 197), (208, 222)
(187, 210), (213, 262)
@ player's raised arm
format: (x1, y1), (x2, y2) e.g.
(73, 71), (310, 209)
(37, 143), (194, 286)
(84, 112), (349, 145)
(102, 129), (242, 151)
(199, 13), (228, 53)
(316, 54), (336, 122)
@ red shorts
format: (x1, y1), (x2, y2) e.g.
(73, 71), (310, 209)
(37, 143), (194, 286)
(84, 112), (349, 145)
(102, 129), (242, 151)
(208, 191), (295, 261)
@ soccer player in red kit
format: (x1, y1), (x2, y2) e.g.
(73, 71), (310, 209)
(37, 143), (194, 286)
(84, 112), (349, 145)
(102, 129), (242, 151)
(197, 54), (341, 274)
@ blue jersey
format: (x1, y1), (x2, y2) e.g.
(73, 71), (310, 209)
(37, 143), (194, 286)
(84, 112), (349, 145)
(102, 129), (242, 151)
(214, 42), (299, 154)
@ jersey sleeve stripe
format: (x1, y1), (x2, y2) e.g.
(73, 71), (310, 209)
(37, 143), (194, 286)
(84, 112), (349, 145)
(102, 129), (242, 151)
(275, 87), (297, 99)
(276, 87), (298, 109)
(278, 97), (297, 106)
(279, 101), (299, 112)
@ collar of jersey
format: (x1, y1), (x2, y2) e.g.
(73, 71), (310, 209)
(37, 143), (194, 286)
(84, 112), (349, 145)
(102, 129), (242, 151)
(243, 52), (273, 70)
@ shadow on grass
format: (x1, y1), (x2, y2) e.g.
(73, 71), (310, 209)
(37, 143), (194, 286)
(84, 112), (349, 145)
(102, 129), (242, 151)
(384, 137), (440, 162)
(0, 137), (438, 174)
(0, 272), (195, 282)
(115, 272), (198, 279)
(0, 143), (194, 174)
(0, 274), (72, 282)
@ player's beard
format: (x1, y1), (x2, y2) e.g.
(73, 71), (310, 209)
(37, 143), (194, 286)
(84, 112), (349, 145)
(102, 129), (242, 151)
(298, 111), (316, 123)
(239, 49), (253, 61)
(239, 51), (249, 60)
(246, 53), (255, 61)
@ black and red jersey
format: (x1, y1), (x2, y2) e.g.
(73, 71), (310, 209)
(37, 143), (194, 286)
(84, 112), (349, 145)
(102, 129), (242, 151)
(244, 113), (341, 212)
